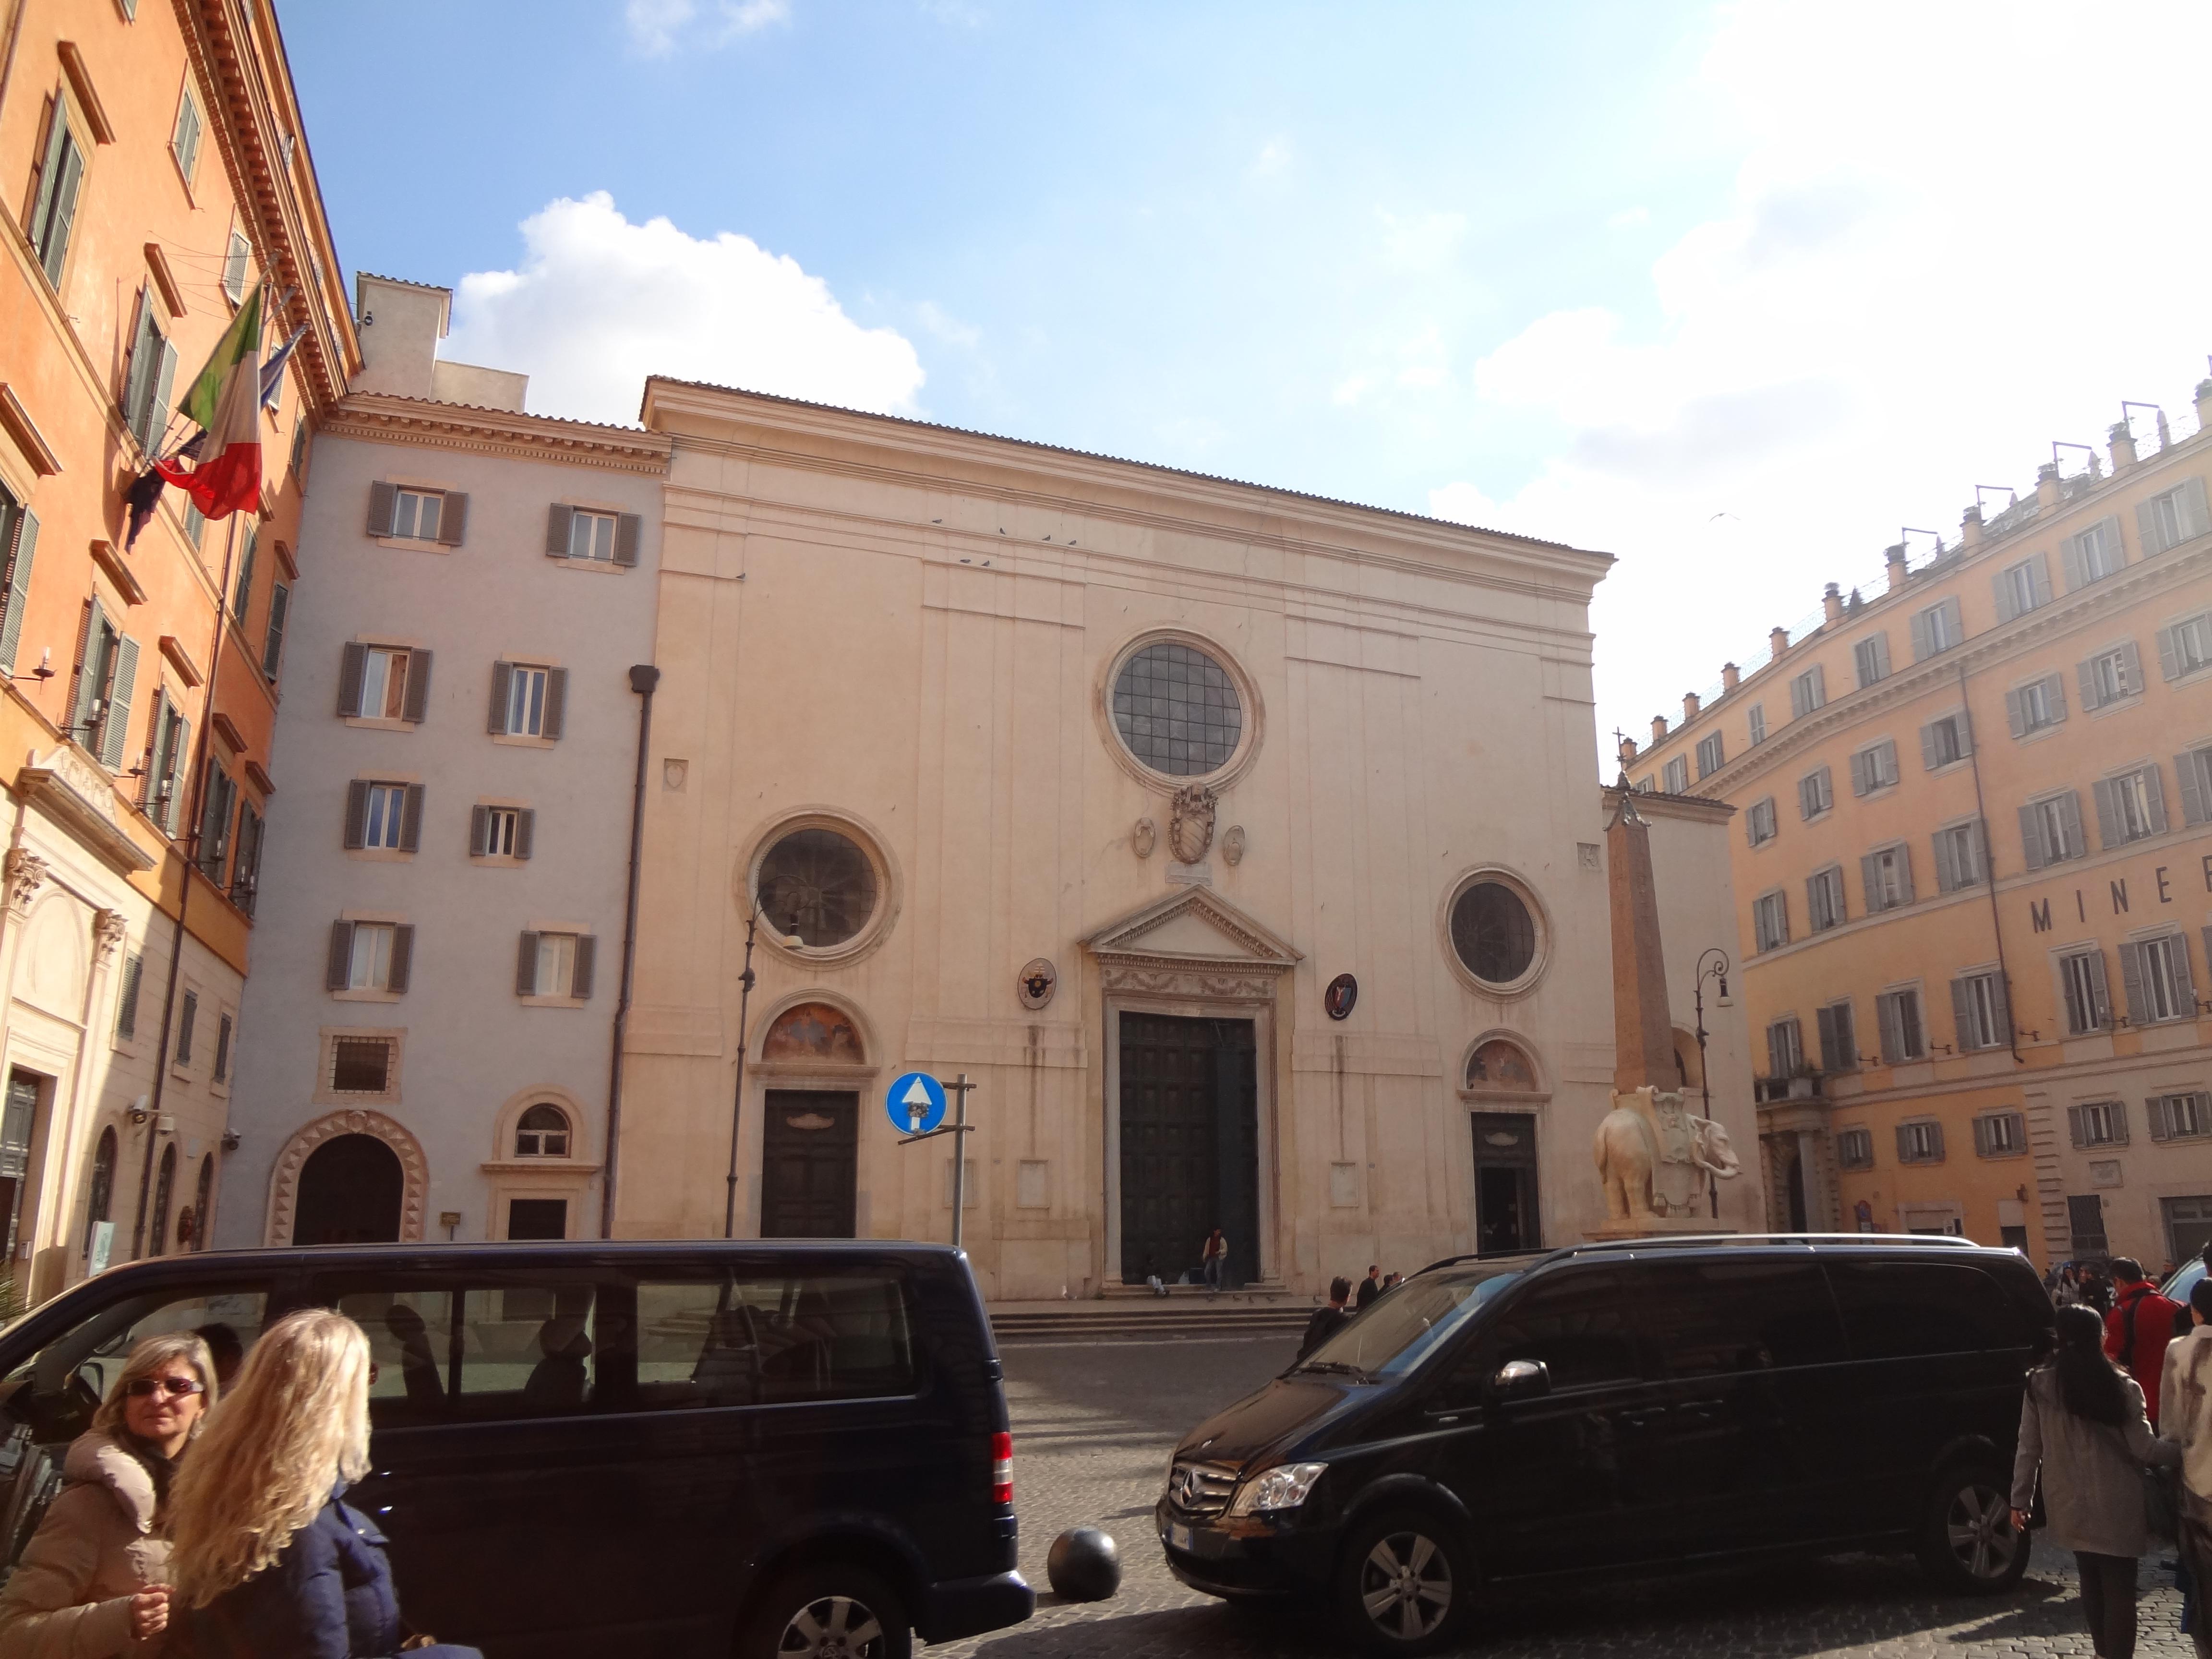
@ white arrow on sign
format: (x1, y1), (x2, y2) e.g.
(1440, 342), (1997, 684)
(902, 1075), (935, 1130)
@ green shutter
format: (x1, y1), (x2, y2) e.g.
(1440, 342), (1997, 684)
(0, 507), (39, 673)
(99, 636), (138, 769)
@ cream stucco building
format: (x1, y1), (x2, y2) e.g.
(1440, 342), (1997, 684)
(616, 381), (1764, 1298)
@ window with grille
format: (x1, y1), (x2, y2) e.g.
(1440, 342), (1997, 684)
(1695, 732), (1725, 779)
(1662, 756), (1688, 794)
(1835, 1127), (1873, 1170)
(330, 1036), (395, 1094)
(2060, 951), (2109, 1034)
(516, 1103), (572, 1157)
(1450, 882), (1538, 985)
(2069, 1101), (2127, 1148)
(1752, 891), (1789, 953)
(1807, 866), (1845, 932)
(1111, 641), (1242, 776)
(1746, 797), (1777, 847)
(755, 827), (879, 950)
(1799, 766), (1833, 820)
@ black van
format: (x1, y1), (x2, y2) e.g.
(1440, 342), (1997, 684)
(1158, 1235), (2051, 1653)
(0, 1240), (1030, 1659)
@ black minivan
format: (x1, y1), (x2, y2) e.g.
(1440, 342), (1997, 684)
(0, 1240), (1031, 1659)
(1158, 1235), (2051, 1652)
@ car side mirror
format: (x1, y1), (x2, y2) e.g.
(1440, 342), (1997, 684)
(1488, 1358), (1550, 1402)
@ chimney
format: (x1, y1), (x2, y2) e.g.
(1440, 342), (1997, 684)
(1960, 504), (1983, 548)
(2109, 421), (2137, 471)
(1618, 734), (1639, 765)
(2036, 462), (2061, 508)
(1682, 691), (1701, 722)
(1821, 583), (1843, 625)
(1720, 662), (1741, 693)
(1768, 625), (1789, 658)
(1884, 542), (1909, 592)
(1650, 715), (1669, 744)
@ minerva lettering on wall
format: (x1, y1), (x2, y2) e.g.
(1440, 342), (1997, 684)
(2027, 854), (2212, 931)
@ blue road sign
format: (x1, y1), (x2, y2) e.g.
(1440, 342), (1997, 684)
(886, 1071), (948, 1135)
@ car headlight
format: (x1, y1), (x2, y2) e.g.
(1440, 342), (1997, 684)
(1227, 1462), (1327, 1515)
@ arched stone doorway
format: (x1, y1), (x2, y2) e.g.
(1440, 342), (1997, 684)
(294, 1135), (403, 1245)
(266, 1110), (428, 1245)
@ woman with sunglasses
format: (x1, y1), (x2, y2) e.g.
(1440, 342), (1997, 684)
(0, 1331), (216, 1657)
(167, 1309), (479, 1658)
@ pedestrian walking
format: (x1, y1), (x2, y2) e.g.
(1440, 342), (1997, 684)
(2058, 1265), (2084, 1308)
(1381, 1272), (1402, 1293)
(1298, 1278), (1353, 1361)
(2010, 1304), (2181, 1659)
(1354, 1266), (1382, 1310)
(2162, 1279), (2212, 1659)
(1201, 1229), (1228, 1295)
(2104, 1257), (2184, 1428)
(167, 1308), (482, 1658)
(0, 1333), (215, 1658)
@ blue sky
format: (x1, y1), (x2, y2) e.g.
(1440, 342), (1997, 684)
(276, 1), (2212, 767)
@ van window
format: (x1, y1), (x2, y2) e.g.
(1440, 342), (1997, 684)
(632, 1271), (915, 1409)
(1633, 1260), (1846, 1376)
(319, 1275), (601, 1425)
(1825, 1260), (2029, 1359)
(1480, 1270), (1642, 1390)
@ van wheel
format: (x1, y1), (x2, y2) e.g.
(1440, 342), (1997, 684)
(743, 1563), (911, 1659)
(1917, 1464), (2028, 1595)
(1336, 1508), (1469, 1653)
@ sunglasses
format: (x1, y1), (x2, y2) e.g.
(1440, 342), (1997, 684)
(126, 1376), (205, 1399)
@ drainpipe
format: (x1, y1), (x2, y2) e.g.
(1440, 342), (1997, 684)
(135, 505), (243, 1257)
(600, 664), (658, 1239)
(1960, 662), (2023, 1064)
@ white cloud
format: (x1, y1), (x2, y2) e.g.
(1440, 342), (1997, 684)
(445, 192), (925, 425)
(1447, 0), (2212, 758)
(625, 0), (788, 55)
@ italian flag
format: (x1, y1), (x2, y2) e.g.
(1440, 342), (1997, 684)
(155, 289), (262, 518)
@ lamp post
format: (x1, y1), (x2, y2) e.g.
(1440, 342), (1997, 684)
(1691, 947), (1732, 1220)
(723, 904), (804, 1238)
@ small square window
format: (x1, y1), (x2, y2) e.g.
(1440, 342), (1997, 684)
(331, 1036), (394, 1094)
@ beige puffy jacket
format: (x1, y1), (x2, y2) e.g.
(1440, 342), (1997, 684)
(0, 1434), (168, 1659)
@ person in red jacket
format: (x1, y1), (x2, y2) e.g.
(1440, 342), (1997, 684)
(2103, 1256), (2183, 1426)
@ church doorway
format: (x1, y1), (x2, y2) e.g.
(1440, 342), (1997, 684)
(1118, 1013), (1257, 1286)
(293, 1133), (403, 1245)
(1469, 1113), (1540, 1254)
(759, 1090), (858, 1238)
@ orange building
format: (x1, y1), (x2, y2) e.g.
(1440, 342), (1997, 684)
(1631, 374), (2212, 1275)
(0, 0), (354, 1296)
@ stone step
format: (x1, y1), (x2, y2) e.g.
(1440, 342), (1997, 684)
(990, 1301), (1311, 1343)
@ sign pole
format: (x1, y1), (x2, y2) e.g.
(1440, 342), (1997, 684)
(947, 1072), (974, 1251)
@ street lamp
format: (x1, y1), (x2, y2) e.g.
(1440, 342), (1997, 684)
(1692, 947), (1732, 1221)
(723, 902), (806, 1239)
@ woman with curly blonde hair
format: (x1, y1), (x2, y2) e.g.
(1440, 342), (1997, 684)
(166, 1309), (479, 1658)
(0, 1331), (214, 1656)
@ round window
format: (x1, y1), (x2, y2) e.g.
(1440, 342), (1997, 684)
(1450, 881), (1537, 986)
(755, 827), (879, 950)
(1111, 641), (1242, 777)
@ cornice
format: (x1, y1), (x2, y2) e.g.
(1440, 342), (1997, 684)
(1601, 784), (1734, 824)
(1680, 537), (2212, 795)
(644, 379), (1615, 597)
(323, 395), (673, 475)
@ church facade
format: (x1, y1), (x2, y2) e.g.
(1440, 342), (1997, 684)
(616, 381), (1762, 1296)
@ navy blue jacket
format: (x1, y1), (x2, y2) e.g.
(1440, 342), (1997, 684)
(181, 1493), (479, 1659)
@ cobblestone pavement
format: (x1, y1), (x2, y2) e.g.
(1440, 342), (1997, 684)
(925, 1333), (2192, 1659)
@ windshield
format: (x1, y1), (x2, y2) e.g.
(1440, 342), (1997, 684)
(1298, 1265), (1524, 1379)
(2166, 1257), (2205, 1304)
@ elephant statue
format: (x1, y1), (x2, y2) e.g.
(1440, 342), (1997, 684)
(1594, 1086), (1742, 1223)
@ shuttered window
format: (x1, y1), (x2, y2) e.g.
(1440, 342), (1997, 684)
(470, 805), (535, 860)
(517, 932), (596, 1000)
(1816, 1001), (1856, 1072)
(0, 497), (40, 675)
(367, 483), (469, 547)
(221, 228), (251, 305)
(2079, 642), (2142, 709)
(1695, 731), (1724, 779)
(1751, 891), (1789, 953)
(1850, 737), (1899, 796)
(170, 86), (201, 183)
(1992, 553), (2051, 622)
(547, 505), (644, 565)
(490, 663), (566, 740)
(1895, 1120), (1944, 1164)
(2068, 1101), (2128, 1148)
(1972, 1111), (2025, 1157)
(196, 763), (237, 882)
(1932, 821), (1984, 892)
(1853, 633), (1890, 688)
(1834, 1127), (1873, 1170)
(141, 694), (188, 834)
(2158, 612), (2212, 681)
(261, 582), (290, 679)
(1798, 766), (1833, 820)
(174, 992), (195, 1066)
(1861, 843), (1913, 913)
(2018, 792), (2085, 870)
(1920, 712), (1971, 770)
(1746, 703), (1766, 745)
(229, 803), (263, 915)
(1766, 1017), (1803, 1077)
(29, 106), (85, 286)
(1744, 796), (1777, 847)
(1806, 866), (1845, 932)
(121, 289), (179, 454)
(344, 780), (424, 854)
(2149, 1092), (2212, 1142)
(337, 644), (431, 722)
(2061, 516), (2125, 589)
(1950, 971), (2010, 1051)
(325, 921), (414, 995)
(1789, 665), (1826, 718)
(1661, 756), (1688, 794)
(2118, 934), (2195, 1026)
(1909, 597), (1964, 662)
(2005, 673), (2065, 737)
(2091, 766), (2166, 849)
(1875, 988), (1926, 1063)
(2060, 950), (2110, 1035)
(114, 952), (143, 1042)
(2176, 746), (2212, 828)
(2136, 477), (2210, 556)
